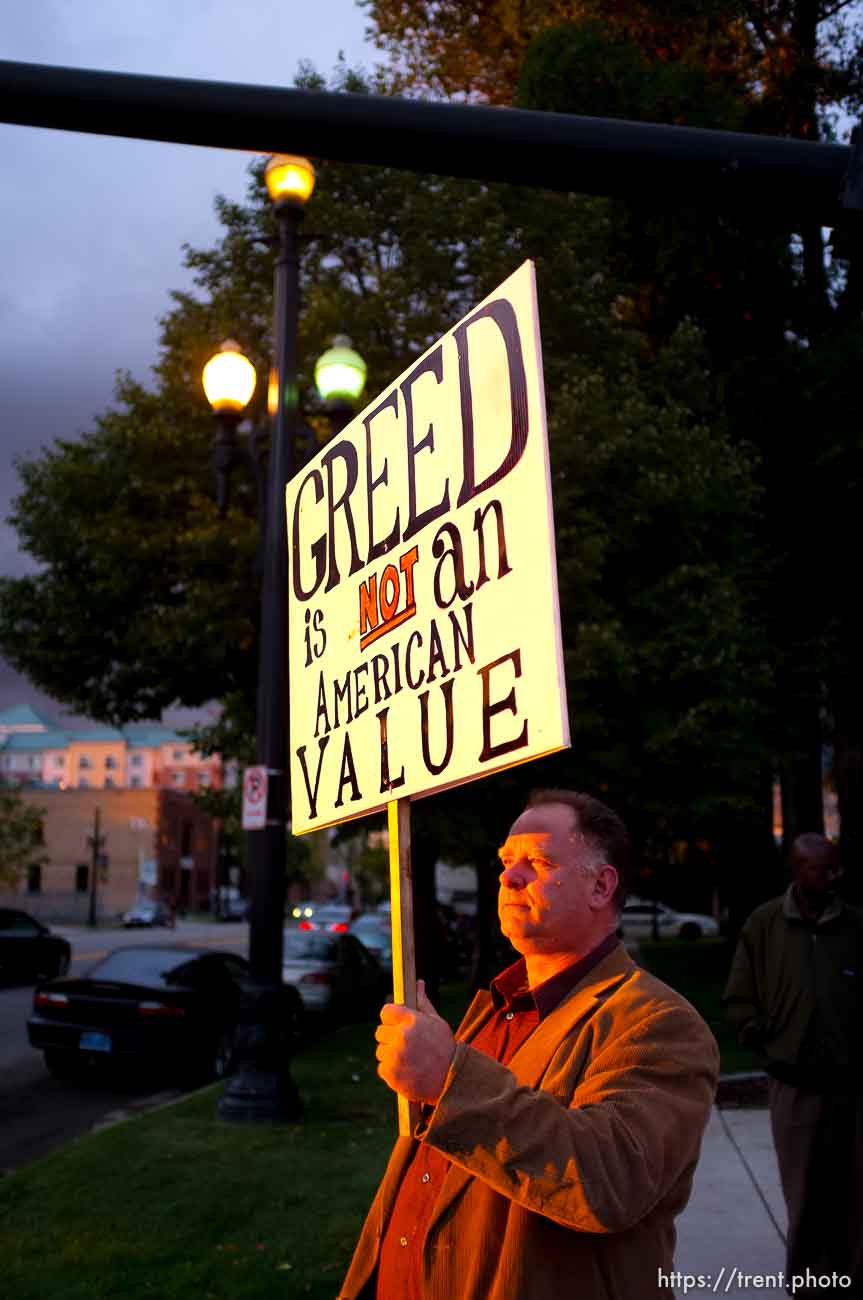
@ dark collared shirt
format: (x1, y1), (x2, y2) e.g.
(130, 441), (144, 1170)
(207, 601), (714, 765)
(376, 932), (620, 1300)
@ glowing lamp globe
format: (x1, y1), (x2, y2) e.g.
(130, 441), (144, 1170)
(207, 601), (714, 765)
(265, 154), (316, 207)
(315, 336), (367, 405)
(202, 341), (257, 414)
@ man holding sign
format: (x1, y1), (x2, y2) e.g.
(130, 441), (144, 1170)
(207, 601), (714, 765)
(338, 790), (718, 1300)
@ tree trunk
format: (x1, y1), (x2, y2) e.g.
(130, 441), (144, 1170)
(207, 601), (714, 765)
(718, 774), (783, 939)
(409, 817), (443, 1002)
(777, 668), (824, 854)
(832, 674), (863, 903)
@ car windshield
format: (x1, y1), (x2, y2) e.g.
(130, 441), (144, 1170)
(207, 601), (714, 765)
(88, 949), (196, 985)
(282, 932), (339, 961)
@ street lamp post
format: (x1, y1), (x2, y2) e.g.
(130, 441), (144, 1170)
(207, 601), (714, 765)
(202, 163), (367, 1124)
(211, 153), (315, 1123)
(202, 340), (258, 515)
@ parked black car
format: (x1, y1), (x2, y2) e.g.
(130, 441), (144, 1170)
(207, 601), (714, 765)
(27, 945), (304, 1083)
(0, 908), (71, 984)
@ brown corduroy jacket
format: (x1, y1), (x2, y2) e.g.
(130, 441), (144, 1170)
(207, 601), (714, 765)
(338, 943), (719, 1300)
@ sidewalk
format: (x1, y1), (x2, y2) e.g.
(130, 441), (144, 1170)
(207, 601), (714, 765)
(674, 1104), (787, 1297)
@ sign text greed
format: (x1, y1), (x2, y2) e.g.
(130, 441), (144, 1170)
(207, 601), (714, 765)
(286, 261), (569, 833)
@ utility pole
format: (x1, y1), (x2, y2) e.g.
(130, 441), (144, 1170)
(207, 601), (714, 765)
(87, 805), (104, 928)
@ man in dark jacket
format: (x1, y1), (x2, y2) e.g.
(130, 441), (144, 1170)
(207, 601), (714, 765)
(724, 834), (862, 1295)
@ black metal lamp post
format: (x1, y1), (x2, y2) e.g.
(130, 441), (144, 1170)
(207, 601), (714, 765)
(201, 163), (367, 1123)
(202, 339), (258, 515)
(208, 153), (315, 1123)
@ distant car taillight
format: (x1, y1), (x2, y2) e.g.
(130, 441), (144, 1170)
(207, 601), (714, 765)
(136, 1001), (186, 1017)
(298, 919), (319, 931)
(35, 991), (69, 1007)
(329, 922), (349, 933)
(299, 972), (332, 985)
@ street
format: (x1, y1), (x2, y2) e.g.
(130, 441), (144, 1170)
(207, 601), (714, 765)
(0, 919), (249, 1172)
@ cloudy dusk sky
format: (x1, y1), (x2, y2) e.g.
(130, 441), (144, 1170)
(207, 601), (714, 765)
(0, 0), (375, 718)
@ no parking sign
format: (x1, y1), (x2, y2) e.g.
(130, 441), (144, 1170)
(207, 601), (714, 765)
(241, 765), (268, 830)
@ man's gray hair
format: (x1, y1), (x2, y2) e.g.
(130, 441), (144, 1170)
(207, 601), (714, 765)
(525, 788), (632, 909)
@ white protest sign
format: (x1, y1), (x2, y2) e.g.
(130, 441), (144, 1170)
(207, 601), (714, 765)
(241, 765), (268, 830)
(286, 261), (569, 834)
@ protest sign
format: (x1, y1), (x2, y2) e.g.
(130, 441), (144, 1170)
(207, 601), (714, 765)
(286, 260), (569, 835)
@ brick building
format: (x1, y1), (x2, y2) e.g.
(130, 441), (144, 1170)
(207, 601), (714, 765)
(0, 786), (218, 924)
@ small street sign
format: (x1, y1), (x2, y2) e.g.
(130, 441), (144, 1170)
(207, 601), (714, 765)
(242, 765), (268, 830)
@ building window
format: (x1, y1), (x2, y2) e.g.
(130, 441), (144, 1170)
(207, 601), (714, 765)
(130, 754), (143, 768)
(105, 776), (115, 789)
(79, 778), (89, 789)
(53, 755), (64, 767)
(173, 749), (185, 761)
(172, 772), (185, 786)
(198, 771), (211, 787)
(75, 864), (89, 893)
(105, 755), (117, 770)
(79, 755), (92, 770)
(31, 756), (41, 771)
(130, 775), (142, 788)
(27, 865), (42, 894)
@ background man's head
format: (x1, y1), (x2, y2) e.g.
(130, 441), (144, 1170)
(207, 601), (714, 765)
(790, 832), (843, 910)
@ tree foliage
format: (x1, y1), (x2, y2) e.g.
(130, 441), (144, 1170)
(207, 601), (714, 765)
(0, 785), (48, 890)
(0, 57), (778, 918)
(515, 6), (863, 872)
(363, 0), (863, 117)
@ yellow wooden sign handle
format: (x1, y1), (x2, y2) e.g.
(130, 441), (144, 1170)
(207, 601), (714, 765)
(388, 797), (420, 1136)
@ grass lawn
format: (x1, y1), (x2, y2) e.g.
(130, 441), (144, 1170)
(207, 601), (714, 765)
(637, 938), (760, 1076)
(1, 954), (757, 1298)
(1, 983), (473, 1300)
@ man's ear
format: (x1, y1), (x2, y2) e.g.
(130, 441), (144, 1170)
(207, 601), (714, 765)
(592, 864), (619, 907)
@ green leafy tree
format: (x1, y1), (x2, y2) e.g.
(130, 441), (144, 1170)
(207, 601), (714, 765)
(0, 59), (776, 954)
(511, 6), (863, 882)
(362, 0), (758, 104)
(0, 785), (48, 890)
(364, 0), (863, 895)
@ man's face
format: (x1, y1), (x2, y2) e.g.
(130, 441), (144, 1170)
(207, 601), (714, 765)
(496, 803), (618, 956)
(793, 846), (843, 907)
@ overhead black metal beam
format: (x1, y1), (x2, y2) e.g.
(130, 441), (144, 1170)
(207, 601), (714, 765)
(0, 58), (857, 226)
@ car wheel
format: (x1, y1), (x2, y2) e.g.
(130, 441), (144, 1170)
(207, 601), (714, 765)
(44, 1049), (82, 1081)
(679, 922), (702, 941)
